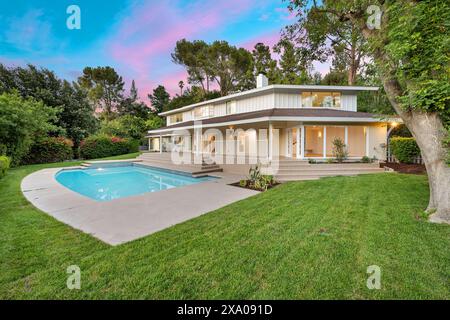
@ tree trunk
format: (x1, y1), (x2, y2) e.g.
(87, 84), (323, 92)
(383, 79), (450, 222)
(407, 112), (450, 222)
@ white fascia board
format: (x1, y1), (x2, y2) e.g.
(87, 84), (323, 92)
(158, 85), (379, 116)
(147, 116), (388, 135)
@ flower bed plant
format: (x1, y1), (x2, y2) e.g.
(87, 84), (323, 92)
(232, 164), (279, 191)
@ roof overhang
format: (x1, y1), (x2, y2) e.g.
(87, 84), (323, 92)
(147, 115), (400, 136)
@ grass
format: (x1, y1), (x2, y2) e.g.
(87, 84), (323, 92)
(0, 155), (448, 299)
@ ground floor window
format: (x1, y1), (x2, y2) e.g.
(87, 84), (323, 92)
(347, 126), (366, 157)
(326, 126), (346, 157)
(149, 137), (160, 152)
(305, 126), (324, 157)
(304, 125), (367, 158)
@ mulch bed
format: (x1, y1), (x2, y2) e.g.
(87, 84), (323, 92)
(229, 182), (281, 192)
(380, 162), (426, 174)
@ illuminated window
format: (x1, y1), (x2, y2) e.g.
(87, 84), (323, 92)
(301, 92), (341, 108)
(169, 113), (183, 124)
(193, 106), (213, 119)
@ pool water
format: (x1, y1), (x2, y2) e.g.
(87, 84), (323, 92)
(55, 165), (216, 201)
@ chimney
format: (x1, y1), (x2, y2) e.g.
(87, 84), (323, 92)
(256, 73), (268, 88)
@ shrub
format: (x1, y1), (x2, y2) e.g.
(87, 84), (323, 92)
(390, 137), (420, 164)
(332, 137), (348, 163)
(240, 165), (277, 191)
(21, 137), (74, 164)
(361, 156), (372, 163)
(0, 156), (11, 179)
(80, 135), (139, 159)
(0, 93), (59, 166)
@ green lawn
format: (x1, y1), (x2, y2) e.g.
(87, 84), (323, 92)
(0, 155), (449, 299)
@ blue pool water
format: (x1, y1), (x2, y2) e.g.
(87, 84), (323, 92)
(55, 164), (216, 201)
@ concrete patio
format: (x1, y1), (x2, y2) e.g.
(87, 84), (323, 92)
(21, 164), (258, 245)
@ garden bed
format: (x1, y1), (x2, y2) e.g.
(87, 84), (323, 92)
(380, 162), (426, 174)
(229, 181), (280, 192)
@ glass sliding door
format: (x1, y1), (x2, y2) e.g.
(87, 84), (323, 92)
(304, 126), (324, 157)
(325, 126), (345, 157)
(347, 126), (367, 157)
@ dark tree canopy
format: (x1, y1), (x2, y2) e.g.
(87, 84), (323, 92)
(0, 64), (97, 148)
(148, 85), (171, 114)
(78, 66), (125, 120)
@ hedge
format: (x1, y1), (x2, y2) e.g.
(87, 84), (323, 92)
(80, 135), (139, 160)
(0, 156), (10, 179)
(390, 137), (421, 164)
(22, 137), (74, 165)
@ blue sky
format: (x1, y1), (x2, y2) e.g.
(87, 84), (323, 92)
(0, 0), (326, 100)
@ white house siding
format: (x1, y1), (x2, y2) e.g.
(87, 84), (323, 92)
(341, 95), (357, 111)
(213, 102), (227, 117)
(166, 91), (358, 125)
(236, 93), (275, 113)
(368, 125), (387, 160)
(274, 93), (302, 108)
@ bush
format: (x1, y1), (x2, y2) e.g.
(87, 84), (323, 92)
(0, 93), (59, 166)
(21, 137), (74, 164)
(80, 135), (139, 159)
(332, 137), (348, 163)
(0, 156), (11, 179)
(361, 156), (372, 163)
(390, 137), (420, 164)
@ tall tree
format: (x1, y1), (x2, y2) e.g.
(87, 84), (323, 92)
(252, 42), (279, 83)
(208, 41), (254, 95)
(283, 1), (368, 85)
(178, 80), (184, 95)
(117, 80), (150, 119)
(148, 85), (170, 114)
(78, 66), (125, 120)
(286, 0), (450, 221)
(172, 40), (254, 96)
(273, 39), (310, 84)
(129, 80), (138, 101)
(172, 39), (211, 95)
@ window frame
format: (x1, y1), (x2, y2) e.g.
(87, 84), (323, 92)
(301, 91), (342, 108)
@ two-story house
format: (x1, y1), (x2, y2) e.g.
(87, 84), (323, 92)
(147, 74), (394, 167)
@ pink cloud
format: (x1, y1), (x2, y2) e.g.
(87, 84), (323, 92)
(239, 32), (281, 52)
(107, 0), (255, 101)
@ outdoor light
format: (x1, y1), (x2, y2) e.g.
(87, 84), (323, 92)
(391, 121), (398, 127)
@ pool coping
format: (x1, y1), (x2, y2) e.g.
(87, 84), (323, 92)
(21, 163), (258, 245)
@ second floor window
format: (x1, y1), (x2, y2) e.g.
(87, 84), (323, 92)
(302, 92), (341, 108)
(193, 106), (214, 119)
(170, 113), (183, 124)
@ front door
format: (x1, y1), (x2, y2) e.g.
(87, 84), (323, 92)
(287, 128), (298, 158)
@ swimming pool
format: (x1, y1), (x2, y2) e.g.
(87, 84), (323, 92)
(55, 164), (216, 201)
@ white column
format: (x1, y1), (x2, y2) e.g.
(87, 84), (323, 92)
(365, 126), (370, 157)
(268, 122), (273, 161)
(323, 126), (327, 158)
(344, 126), (348, 145)
(159, 135), (162, 153)
(296, 126), (301, 158)
(300, 125), (305, 158)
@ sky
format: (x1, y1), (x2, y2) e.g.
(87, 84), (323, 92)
(0, 0), (329, 103)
